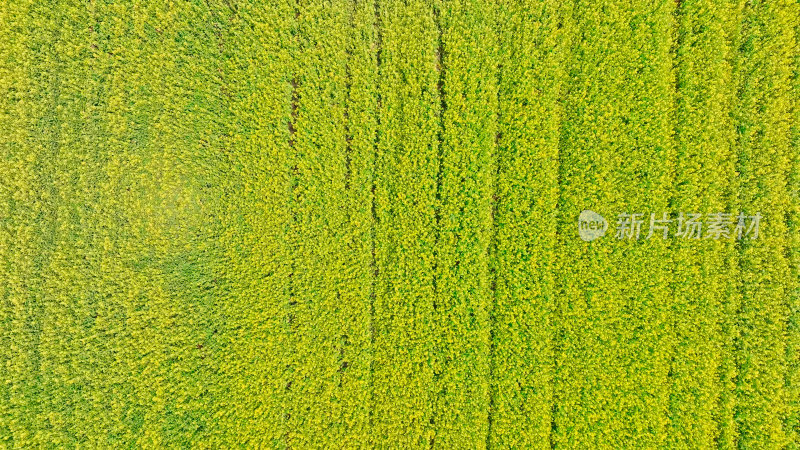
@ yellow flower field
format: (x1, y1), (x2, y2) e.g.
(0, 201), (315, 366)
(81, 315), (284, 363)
(1, 0), (798, 447)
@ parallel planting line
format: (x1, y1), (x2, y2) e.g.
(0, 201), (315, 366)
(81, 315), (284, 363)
(431, 0), (496, 447)
(492, 0), (573, 447)
(734, 1), (796, 447)
(554, 1), (675, 446)
(787, 7), (800, 443)
(785, 4), (800, 442)
(341, 0), (380, 445)
(372, 0), (439, 445)
(669, 0), (740, 446)
(0, 0), (16, 441)
(282, 0), (353, 446)
(6, 2), (58, 444)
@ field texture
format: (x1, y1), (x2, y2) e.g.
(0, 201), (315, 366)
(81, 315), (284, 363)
(1, 0), (799, 448)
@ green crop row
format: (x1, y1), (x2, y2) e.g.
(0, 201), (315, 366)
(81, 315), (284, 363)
(788, 8), (800, 445)
(372, 0), (440, 446)
(432, 0), (496, 446)
(554, 0), (676, 446)
(734, 1), (797, 447)
(670, 0), (740, 446)
(490, 0), (571, 447)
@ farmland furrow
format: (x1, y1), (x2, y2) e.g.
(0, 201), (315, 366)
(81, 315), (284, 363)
(88, 3), (147, 443)
(0, 1), (798, 447)
(36, 3), (101, 444)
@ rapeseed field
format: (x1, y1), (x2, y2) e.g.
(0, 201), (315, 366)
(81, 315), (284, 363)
(1, 0), (798, 447)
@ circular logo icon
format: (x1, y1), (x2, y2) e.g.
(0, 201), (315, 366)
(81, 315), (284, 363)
(578, 210), (607, 242)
